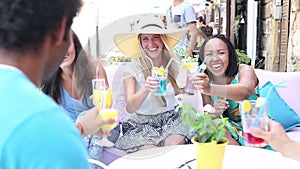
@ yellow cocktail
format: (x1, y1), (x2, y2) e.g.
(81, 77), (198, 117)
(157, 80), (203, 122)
(96, 108), (119, 147)
(98, 108), (118, 132)
(92, 78), (106, 107)
(92, 89), (104, 106)
(92, 88), (112, 108)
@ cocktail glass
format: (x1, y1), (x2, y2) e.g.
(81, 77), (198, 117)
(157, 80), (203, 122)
(92, 78), (109, 146)
(240, 99), (269, 147)
(92, 78), (106, 107)
(95, 109), (119, 147)
(184, 62), (198, 95)
(152, 68), (167, 96)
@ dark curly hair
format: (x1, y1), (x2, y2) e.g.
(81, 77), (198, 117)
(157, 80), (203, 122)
(198, 34), (239, 78)
(0, 0), (82, 50)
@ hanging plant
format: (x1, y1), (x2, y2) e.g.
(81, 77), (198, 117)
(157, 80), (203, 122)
(235, 49), (251, 64)
(233, 15), (241, 38)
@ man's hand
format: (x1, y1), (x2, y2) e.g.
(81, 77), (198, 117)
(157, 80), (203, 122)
(76, 107), (116, 137)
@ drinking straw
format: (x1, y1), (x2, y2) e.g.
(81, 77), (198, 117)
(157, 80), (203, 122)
(253, 80), (287, 126)
(196, 57), (208, 97)
(197, 55), (217, 73)
(165, 57), (178, 71)
(156, 57), (179, 79)
(152, 69), (157, 78)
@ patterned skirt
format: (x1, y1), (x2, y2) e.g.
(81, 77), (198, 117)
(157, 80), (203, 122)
(115, 107), (192, 153)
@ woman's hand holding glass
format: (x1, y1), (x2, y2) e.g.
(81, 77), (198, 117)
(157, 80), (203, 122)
(144, 76), (160, 92)
(192, 73), (211, 95)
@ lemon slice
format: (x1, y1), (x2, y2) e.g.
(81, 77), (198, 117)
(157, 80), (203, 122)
(183, 63), (195, 70)
(153, 66), (166, 76)
(255, 97), (266, 108)
(157, 70), (166, 76)
(243, 100), (252, 112)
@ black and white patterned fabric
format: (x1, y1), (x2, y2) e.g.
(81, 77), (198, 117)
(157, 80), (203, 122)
(115, 107), (192, 153)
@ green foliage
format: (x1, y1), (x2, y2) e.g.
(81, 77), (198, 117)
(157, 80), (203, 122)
(181, 56), (199, 63)
(109, 56), (131, 63)
(176, 102), (228, 143)
(233, 15), (241, 36)
(235, 49), (251, 64)
(173, 45), (187, 57)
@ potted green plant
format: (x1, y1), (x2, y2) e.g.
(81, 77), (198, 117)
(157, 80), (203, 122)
(176, 102), (229, 169)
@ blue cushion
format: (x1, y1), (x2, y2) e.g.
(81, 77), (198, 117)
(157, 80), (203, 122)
(259, 81), (300, 131)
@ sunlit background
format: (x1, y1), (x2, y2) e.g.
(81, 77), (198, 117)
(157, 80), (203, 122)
(72, 0), (206, 60)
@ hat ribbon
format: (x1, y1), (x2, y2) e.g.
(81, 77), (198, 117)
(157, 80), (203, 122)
(141, 24), (163, 29)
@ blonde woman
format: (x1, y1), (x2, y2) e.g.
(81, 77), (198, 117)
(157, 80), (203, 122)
(113, 15), (190, 153)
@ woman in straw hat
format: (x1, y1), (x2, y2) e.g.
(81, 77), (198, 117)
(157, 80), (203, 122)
(113, 14), (192, 153)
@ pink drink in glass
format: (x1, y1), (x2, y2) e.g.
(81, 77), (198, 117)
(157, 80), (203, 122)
(244, 131), (265, 147)
(240, 99), (268, 148)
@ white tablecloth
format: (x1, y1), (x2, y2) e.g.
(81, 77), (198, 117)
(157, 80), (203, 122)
(109, 145), (300, 169)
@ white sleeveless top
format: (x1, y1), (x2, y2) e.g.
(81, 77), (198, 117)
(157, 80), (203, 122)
(124, 61), (179, 116)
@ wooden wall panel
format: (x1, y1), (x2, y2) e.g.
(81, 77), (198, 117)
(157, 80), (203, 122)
(296, 0), (300, 11)
(261, 2), (273, 20)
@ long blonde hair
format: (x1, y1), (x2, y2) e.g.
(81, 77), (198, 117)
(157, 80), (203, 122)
(136, 34), (183, 106)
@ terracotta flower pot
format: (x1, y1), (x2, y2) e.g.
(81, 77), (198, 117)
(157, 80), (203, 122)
(192, 137), (228, 169)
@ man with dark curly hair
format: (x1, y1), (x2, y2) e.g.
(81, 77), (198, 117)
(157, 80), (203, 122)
(0, 0), (96, 168)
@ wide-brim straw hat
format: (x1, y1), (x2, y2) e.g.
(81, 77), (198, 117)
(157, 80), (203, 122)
(114, 14), (188, 59)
